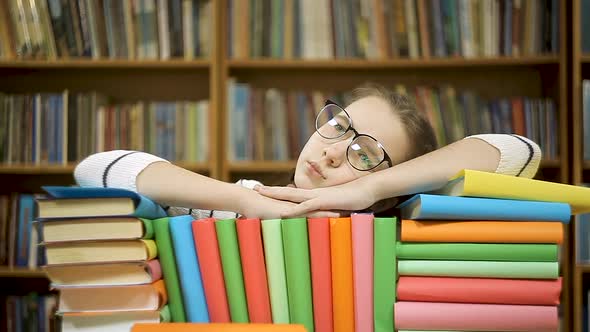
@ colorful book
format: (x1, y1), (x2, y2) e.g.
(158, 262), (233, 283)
(215, 218), (249, 323)
(398, 260), (559, 279)
(307, 217), (333, 332)
(236, 218), (272, 323)
(169, 215), (209, 323)
(330, 217), (354, 332)
(260, 219), (290, 324)
(398, 194), (571, 222)
(44, 260), (162, 287)
(397, 276), (562, 305)
(435, 169), (590, 214)
(394, 302), (558, 331)
(131, 323), (308, 332)
(396, 242), (558, 262)
(192, 218), (231, 323)
(153, 217), (186, 322)
(40, 186), (166, 219)
(351, 213), (373, 332)
(401, 220), (563, 243)
(281, 218), (314, 332)
(373, 217), (396, 332)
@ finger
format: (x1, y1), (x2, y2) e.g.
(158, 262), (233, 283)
(306, 210), (341, 218)
(281, 200), (322, 218)
(256, 186), (314, 203)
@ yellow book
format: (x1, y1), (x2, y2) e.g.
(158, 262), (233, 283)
(436, 169), (590, 214)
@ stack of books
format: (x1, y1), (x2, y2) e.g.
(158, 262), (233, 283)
(38, 169), (590, 332)
(36, 186), (170, 332)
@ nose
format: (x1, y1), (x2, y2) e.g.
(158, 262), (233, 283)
(322, 140), (348, 168)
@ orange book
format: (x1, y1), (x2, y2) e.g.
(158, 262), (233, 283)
(330, 217), (355, 332)
(131, 323), (307, 332)
(401, 220), (563, 244)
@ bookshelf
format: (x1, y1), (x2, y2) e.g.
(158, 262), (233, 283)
(0, 0), (575, 330)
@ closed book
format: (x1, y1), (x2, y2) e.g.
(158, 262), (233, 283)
(44, 239), (157, 265)
(396, 242), (558, 262)
(215, 218), (249, 323)
(401, 219), (563, 244)
(38, 186), (166, 220)
(236, 218), (272, 323)
(329, 217), (354, 332)
(281, 218), (314, 332)
(351, 214), (373, 332)
(169, 215), (209, 323)
(398, 194), (571, 223)
(45, 260), (161, 287)
(260, 219), (289, 324)
(58, 279), (167, 313)
(398, 260), (559, 279)
(153, 217), (186, 322)
(395, 302), (558, 331)
(132, 323), (308, 332)
(61, 307), (170, 332)
(434, 169), (590, 214)
(373, 217), (396, 332)
(307, 217), (333, 332)
(192, 218), (231, 323)
(41, 217), (153, 243)
(397, 276), (562, 305)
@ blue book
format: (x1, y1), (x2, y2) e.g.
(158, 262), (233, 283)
(169, 215), (209, 322)
(16, 195), (35, 267)
(398, 194), (571, 223)
(39, 186), (167, 220)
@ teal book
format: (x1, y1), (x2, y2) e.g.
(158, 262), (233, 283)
(398, 194), (571, 223)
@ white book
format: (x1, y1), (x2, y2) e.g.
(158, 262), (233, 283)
(182, 0), (194, 60)
(405, 0), (419, 59)
(157, 0), (170, 59)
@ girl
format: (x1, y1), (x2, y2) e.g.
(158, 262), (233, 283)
(74, 83), (541, 219)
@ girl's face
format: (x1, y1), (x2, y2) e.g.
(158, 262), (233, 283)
(294, 96), (411, 189)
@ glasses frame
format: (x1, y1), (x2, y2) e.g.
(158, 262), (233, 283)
(315, 99), (394, 171)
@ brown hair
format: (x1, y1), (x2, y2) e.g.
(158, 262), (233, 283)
(349, 82), (438, 162)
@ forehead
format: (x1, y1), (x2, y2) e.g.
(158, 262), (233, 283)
(344, 96), (409, 163)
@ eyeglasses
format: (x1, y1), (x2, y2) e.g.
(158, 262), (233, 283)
(315, 100), (393, 171)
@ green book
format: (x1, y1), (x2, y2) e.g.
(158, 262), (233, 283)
(261, 219), (290, 323)
(398, 260), (559, 279)
(282, 218), (314, 332)
(396, 243), (558, 262)
(215, 218), (249, 323)
(153, 217), (186, 322)
(374, 217), (396, 332)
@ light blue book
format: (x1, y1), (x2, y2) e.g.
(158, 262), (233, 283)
(169, 215), (209, 323)
(398, 194), (571, 223)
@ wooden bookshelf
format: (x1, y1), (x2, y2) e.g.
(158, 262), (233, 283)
(0, 59), (211, 69)
(0, 162), (210, 175)
(0, 267), (46, 278)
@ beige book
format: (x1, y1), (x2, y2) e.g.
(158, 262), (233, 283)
(44, 260), (160, 287)
(37, 197), (135, 219)
(41, 217), (149, 243)
(44, 239), (157, 265)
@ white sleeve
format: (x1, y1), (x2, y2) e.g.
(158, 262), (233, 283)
(74, 150), (169, 192)
(464, 134), (542, 179)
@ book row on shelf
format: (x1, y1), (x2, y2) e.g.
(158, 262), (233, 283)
(29, 170), (580, 332)
(227, 0), (559, 60)
(582, 80), (590, 161)
(0, 0), (212, 60)
(0, 92), (210, 165)
(227, 80), (559, 162)
(1, 294), (57, 332)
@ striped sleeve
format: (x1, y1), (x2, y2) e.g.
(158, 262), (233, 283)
(465, 134), (542, 179)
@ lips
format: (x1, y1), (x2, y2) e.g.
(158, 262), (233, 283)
(307, 161), (326, 179)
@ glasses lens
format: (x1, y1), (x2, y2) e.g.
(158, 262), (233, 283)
(347, 136), (386, 170)
(316, 104), (351, 139)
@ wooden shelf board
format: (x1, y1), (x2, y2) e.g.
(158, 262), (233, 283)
(576, 264), (590, 274)
(0, 267), (47, 278)
(581, 55), (590, 63)
(228, 161), (297, 172)
(0, 162), (210, 174)
(228, 56), (560, 69)
(0, 59), (210, 69)
(540, 159), (561, 167)
(583, 160), (590, 169)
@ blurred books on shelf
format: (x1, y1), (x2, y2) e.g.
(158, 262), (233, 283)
(227, 80), (558, 161)
(227, 0), (559, 59)
(0, 92), (209, 165)
(0, 0), (212, 60)
(2, 294), (57, 332)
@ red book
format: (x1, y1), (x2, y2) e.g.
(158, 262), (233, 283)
(236, 218), (272, 323)
(192, 218), (231, 323)
(308, 217), (334, 332)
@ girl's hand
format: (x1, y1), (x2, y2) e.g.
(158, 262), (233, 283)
(254, 179), (392, 218)
(240, 191), (341, 219)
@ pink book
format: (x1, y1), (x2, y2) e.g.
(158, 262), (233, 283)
(192, 218), (231, 322)
(308, 217), (334, 332)
(351, 213), (374, 332)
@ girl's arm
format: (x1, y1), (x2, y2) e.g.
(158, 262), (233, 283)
(255, 134), (542, 217)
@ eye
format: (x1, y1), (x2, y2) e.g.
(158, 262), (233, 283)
(334, 123), (345, 132)
(359, 153), (374, 168)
